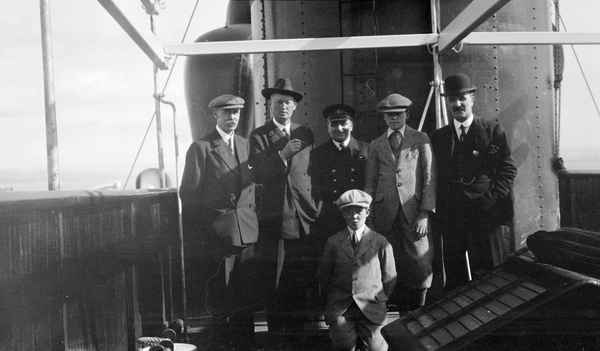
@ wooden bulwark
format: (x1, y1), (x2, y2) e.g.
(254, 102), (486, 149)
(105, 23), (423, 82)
(558, 171), (600, 232)
(0, 190), (180, 351)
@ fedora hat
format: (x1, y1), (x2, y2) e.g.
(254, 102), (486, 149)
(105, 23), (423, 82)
(441, 73), (477, 96)
(261, 78), (304, 102)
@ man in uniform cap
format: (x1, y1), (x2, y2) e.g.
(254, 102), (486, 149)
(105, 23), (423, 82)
(309, 104), (370, 245)
(365, 93), (437, 314)
(319, 189), (396, 351)
(431, 73), (516, 292)
(248, 78), (319, 343)
(180, 94), (259, 349)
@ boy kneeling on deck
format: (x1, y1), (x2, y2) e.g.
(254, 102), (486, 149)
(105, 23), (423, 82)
(319, 189), (397, 351)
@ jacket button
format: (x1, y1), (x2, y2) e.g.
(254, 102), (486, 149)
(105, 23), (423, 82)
(397, 183), (402, 187)
(331, 169), (336, 173)
(350, 168), (355, 172)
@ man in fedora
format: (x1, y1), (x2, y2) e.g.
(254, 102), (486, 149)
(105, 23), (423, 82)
(431, 73), (517, 292)
(309, 103), (370, 240)
(180, 94), (259, 349)
(364, 93), (437, 314)
(248, 78), (319, 343)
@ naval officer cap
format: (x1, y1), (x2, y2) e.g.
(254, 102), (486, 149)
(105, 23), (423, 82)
(322, 104), (356, 123)
(377, 93), (412, 113)
(336, 189), (372, 210)
(208, 94), (245, 109)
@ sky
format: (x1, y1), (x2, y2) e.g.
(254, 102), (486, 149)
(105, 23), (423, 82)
(1, 0), (599, 191)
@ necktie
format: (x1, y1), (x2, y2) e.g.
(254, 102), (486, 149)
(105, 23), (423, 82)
(281, 128), (290, 141)
(460, 125), (466, 143)
(351, 231), (358, 252)
(227, 137), (234, 153)
(389, 130), (401, 152)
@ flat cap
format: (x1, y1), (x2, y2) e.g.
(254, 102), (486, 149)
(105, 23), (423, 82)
(377, 93), (412, 112)
(336, 189), (372, 210)
(323, 104), (356, 122)
(208, 94), (245, 109)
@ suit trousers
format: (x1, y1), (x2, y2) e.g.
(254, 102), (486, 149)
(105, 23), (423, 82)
(329, 301), (388, 351)
(443, 185), (498, 292)
(386, 209), (433, 311)
(256, 224), (320, 338)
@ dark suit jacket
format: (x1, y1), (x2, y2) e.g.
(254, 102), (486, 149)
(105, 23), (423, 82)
(249, 121), (318, 239)
(431, 116), (517, 229)
(309, 137), (369, 235)
(180, 129), (259, 249)
(319, 226), (397, 325)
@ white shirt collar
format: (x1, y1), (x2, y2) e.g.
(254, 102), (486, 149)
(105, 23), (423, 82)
(216, 126), (234, 146)
(387, 125), (406, 138)
(332, 136), (351, 150)
(273, 119), (290, 135)
(348, 225), (366, 241)
(453, 114), (473, 135)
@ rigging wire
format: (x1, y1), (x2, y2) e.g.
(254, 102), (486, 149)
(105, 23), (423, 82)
(560, 16), (600, 122)
(124, 0), (201, 190)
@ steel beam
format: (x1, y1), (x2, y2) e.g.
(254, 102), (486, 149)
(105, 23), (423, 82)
(97, 0), (167, 69)
(463, 31), (600, 46)
(438, 0), (511, 52)
(164, 34), (438, 56)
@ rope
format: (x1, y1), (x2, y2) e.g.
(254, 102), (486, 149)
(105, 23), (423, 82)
(553, 0), (561, 158)
(260, 0), (271, 124)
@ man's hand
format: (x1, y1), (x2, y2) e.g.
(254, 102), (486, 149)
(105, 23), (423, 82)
(281, 138), (304, 159)
(412, 211), (431, 240)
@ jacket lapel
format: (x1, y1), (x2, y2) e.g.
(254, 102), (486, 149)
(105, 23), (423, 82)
(354, 227), (374, 259)
(210, 131), (238, 172)
(341, 228), (355, 259)
(398, 127), (416, 166)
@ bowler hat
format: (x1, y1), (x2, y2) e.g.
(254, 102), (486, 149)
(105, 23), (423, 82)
(377, 94), (412, 113)
(208, 94), (245, 109)
(441, 74), (477, 96)
(336, 189), (372, 210)
(261, 78), (304, 102)
(322, 104), (355, 122)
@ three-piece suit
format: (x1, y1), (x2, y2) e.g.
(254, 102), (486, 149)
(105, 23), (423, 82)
(431, 115), (517, 291)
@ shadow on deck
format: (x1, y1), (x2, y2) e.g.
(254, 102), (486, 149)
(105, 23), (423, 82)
(184, 310), (401, 351)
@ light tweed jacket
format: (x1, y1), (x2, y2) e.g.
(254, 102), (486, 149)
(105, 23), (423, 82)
(364, 126), (437, 233)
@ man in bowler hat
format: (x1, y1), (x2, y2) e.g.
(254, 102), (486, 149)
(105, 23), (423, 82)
(309, 104), (370, 239)
(180, 94), (259, 349)
(248, 78), (319, 343)
(364, 93), (437, 313)
(431, 73), (517, 292)
(319, 189), (396, 351)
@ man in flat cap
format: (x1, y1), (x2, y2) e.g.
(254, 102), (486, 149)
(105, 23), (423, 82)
(180, 94), (259, 349)
(431, 73), (516, 292)
(319, 189), (396, 351)
(248, 78), (319, 343)
(309, 104), (370, 245)
(364, 93), (437, 314)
